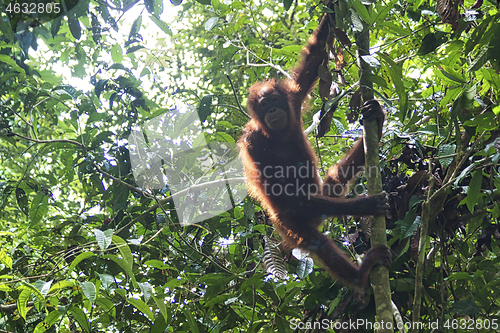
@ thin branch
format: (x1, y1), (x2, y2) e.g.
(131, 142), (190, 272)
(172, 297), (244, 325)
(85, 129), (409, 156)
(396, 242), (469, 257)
(226, 74), (249, 118)
(0, 104), (33, 130)
(10, 132), (86, 149)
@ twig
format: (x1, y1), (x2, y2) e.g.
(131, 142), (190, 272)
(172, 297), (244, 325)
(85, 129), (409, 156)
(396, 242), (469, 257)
(226, 74), (249, 118)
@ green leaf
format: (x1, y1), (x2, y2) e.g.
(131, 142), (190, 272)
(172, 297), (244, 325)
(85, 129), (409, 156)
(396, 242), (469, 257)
(39, 280), (53, 297)
(439, 65), (466, 84)
(283, 0), (293, 10)
(468, 46), (490, 72)
(198, 95), (212, 122)
(68, 15), (82, 40)
(350, 10), (364, 32)
(96, 298), (116, 318)
(33, 310), (61, 333)
(205, 17), (219, 31)
(153, 295), (169, 322)
(417, 32), (448, 55)
(68, 252), (96, 273)
(126, 45), (145, 54)
(296, 257), (314, 278)
(97, 273), (115, 291)
(363, 73), (387, 88)
(360, 55), (380, 69)
(48, 280), (75, 294)
(145, 259), (169, 269)
(149, 15), (172, 35)
(81, 281), (97, 303)
(437, 144), (456, 169)
(17, 288), (31, 320)
(145, 0), (155, 13)
(18, 282), (45, 301)
(138, 282), (152, 302)
(103, 254), (137, 287)
(0, 17), (15, 42)
(94, 229), (113, 250)
(351, 0), (371, 24)
(15, 188), (29, 217)
(129, 16), (142, 39)
(0, 55), (25, 77)
(112, 235), (133, 268)
(68, 306), (91, 332)
(51, 15), (63, 37)
(29, 192), (48, 227)
(110, 44), (123, 63)
(152, 315), (168, 333)
(466, 170), (482, 213)
(0, 249), (12, 268)
(379, 53), (408, 119)
(128, 297), (154, 320)
(184, 305), (200, 333)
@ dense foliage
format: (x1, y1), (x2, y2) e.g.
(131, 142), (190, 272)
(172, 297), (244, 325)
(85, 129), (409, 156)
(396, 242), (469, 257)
(1, 0), (500, 332)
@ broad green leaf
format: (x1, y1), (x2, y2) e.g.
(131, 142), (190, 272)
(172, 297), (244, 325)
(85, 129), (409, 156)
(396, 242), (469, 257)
(0, 249), (12, 268)
(17, 289), (31, 320)
(164, 277), (186, 289)
(29, 192), (48, 227)
(417, 32), (448, 55)
(153, 295), (169, 322)
(149, 15), (172, 35)
(94, 229), (113, 250)
(126, 45), (145, 54)
(0, 55), (26, 77)
(184, 305), (200, 333)
(112, 235), (133, 268)
(129, 16), (142, 39)
(68, 252), (96, 273)
(103, 254), (137, 287)
(18, 282), (45, 302)
(68, 15), (82, 40)
(437, 144), (456, 169)
(468, 46), (490, 72)
(152, 315), (168, 333)
(439, 65), (466, 84)
(351, 0), (371, 24)
(138, 282), (152, 302)
(350, 10), (364, 32)
(379, 53), (408, 118)
(81, 281), (97, 303)
(144, 259), (168, 269)
(198, 95), (212, 122)
(33, 310), (61, 333)
(48, 280), (75, 294)
(360, 55), (380, 69)
(97, 273), (115, 291)
(96, 298), (116, 318)
(128, 297), (154, 320)
(111, 44), (123, 63)
(0, 17), (15, 41)
(466, 170), (482, 213)
(205, 17), (219, 31)
(296, 257), (314, 279)
(69, 306), (91, 332)
(39, 280), (53, 297)
(15, 188), (29, 217)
